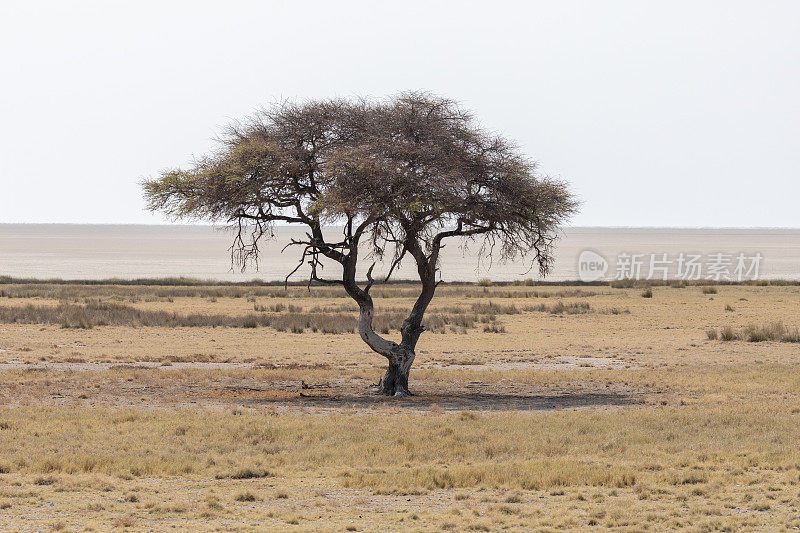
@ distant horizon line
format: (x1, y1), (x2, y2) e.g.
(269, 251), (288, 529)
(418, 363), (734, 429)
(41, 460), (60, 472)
(2, 222), (800, 231)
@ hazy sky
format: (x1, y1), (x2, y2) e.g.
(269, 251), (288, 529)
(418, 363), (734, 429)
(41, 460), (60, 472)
(1, 1), (798, 227)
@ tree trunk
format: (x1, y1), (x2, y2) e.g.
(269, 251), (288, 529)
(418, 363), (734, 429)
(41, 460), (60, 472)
(377, 346), (415, 397)
(339, 246), (431, 398)
(355, 301), (416, 397)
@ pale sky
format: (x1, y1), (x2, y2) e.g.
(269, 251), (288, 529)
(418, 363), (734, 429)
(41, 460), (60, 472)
(1, 1), (798, 227)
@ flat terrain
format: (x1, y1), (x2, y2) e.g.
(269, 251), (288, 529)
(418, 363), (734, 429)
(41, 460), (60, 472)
(1, 281), (799, 531)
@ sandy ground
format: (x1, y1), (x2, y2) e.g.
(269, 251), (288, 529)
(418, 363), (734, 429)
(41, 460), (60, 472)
(2, 284), (799, 367)
(0, 365), (643, 414)
(1, 282), (800, 530)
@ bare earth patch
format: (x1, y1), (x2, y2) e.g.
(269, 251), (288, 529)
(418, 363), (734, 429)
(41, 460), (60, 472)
(0, 364), (646, 414)
(424, 355), (634, 371)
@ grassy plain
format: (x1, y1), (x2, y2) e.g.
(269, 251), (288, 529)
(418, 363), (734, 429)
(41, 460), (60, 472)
(1, 280), (800, 531)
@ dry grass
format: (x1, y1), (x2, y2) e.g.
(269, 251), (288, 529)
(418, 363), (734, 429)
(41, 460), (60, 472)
(0, 279), (607, 302)
(0, 397), (799, 530)
(0, 401), (797, 491)
(709, 321), (800, 343)
(526, 300), (592, 314)
(1, 280), (800, 530)
(0, 300), (508, 334)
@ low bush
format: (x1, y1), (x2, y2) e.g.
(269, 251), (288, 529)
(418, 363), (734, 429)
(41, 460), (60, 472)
(0, 301), (506, 335)
(526, 301), (591, 315)
(709, 322), (800, 343)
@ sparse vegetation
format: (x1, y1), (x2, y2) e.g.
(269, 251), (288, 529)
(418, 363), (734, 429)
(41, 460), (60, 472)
(720, 326), (738, 341)
(0, 280), (606, 301)
(0, 395), (798, 529)
(709, 322), (800, 343)
(0, 402), (793, 491)
(0, 285), (629, 335)
(0, 300), (510, 334)
(527, 301), (592, 314)
(1, 280), (799, 530)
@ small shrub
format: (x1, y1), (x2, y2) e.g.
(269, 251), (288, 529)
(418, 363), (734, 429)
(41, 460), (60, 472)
(235, 492), (257, 502)
(641, 288), (653, 298)
(470, 301), (520, 315)
(746, 322), (787, 342)
(702, 286), (718, 295)
(706, 329), (718, 341)
(526, 301), (591, 315)
(221, 467), (272, 480)
(111, 517), (135, 528)
(677, 472), (707, 485)
(715, 322), (800, 343)
(720, 326), (737, 341)
(783, 328), (800, 343)
(206, 497), (224, 511)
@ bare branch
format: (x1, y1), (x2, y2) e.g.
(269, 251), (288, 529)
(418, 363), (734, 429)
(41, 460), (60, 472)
(383, 243), (407, 284)
(364, 262), (376, 294)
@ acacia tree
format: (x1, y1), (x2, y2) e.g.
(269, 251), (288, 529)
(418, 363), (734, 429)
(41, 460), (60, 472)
(143, 93), (576, 397)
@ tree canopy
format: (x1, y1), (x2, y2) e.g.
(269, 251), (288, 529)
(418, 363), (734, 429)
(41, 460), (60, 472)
(143, 93), (577, 396)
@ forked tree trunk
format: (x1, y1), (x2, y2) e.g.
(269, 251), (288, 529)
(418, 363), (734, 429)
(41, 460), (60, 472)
(341, 240), (436, 398)
(356, 292), (433, 397)
(355, 300), (415, 397)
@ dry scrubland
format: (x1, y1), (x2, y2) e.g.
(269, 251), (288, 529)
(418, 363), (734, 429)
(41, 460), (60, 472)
(1, 279), (800, 531)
